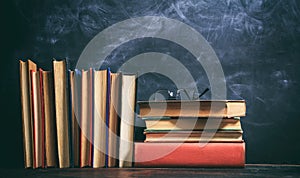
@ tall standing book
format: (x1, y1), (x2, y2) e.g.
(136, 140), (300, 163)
(135, 142), (245, 167)
(80, 69), (93, 167)
(69, 70), (80, 167)
(40, 70), (58, 167)
(119, 74), (136, 168)
(138, 100), (246, 118)
(30, 70), (43, 168)
(53, 60), (70, 168)
(93, 69), (107, 168)
(19, 60), (36, 168)
(108, 73), (121, 167)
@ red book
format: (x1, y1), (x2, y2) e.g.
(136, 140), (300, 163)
(134, 142), (245, 167)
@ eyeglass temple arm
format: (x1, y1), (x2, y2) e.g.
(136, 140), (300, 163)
(198, 88), (209, 99)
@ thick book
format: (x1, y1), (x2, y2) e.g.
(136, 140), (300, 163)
(108, 72), (121, 167)
(19, 60), (36, 168)
(135, 142), (245, 167)
(53, 60), (70, 168)
(138, 100), (246, 118)
(93, 69), (107, 168)
(30, 70), (43, 168)
(40, 69), (58, 168)
(80, 69), (92, 167)
(70, 70), (80, 167)
(143, 117), (241, 131)
(119, 74), (136, 168)
(144, 130), (243, 143)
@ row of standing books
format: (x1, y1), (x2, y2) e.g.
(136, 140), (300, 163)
(19, 59), (136, 168)
(134, 100), (246, 167)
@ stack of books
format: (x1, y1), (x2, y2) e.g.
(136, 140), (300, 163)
(135, 100), (246, 167)
(19, 59), (136, 168)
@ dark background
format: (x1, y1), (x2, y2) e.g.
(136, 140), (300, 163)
(1, 0), (300, 168)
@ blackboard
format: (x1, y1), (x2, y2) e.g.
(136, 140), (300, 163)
(1, 0), (300, 167)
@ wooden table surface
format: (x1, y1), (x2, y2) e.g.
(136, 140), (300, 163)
(1, 164), (300, 178)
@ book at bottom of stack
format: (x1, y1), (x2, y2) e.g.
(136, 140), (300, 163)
(134, 100), (246, 167)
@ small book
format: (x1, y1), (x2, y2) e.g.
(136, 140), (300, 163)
(135, 142), (245, 167)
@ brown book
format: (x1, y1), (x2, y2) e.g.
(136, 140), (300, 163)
(40, 69), (58, 167)
(69, 70), (80, 167)
(30, 70), (43, 168)
(19, 60), (36, 168)
(53, 60), (70, 168)
(80, 69), (92, 167)
(119, 74), (136, 168)
(108, 73), (121, 167)
(144, 130), (243, 143)
(138, 100), (246, 118)
(143, 117), (242, 131)
(92, 69), (107, 168)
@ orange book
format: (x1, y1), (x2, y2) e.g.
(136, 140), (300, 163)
(30, 70), (43, 168)
(135, 142), (245, 167)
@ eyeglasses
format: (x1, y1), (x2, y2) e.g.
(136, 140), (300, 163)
(149, 88), (209, 101)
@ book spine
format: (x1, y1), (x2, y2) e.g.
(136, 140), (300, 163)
(105, 68), (111, 167)
(39, 69), (45, 168)
(135, 142), (245, 167)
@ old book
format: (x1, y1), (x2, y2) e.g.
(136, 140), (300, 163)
(53, 60), (70, 168)
(144, 130), (243, 143)
(30, 70), (43, 168)
(19, 60), (36, 168)
(119, 74), (136, 168)
(107, 72), (121, 167)
(135, 142), (245, 167)
(138, 100), (246, 118)
(69, 70), (80, 167)
(80, 69), (92, 167)
(143, 117), (242, 131)
(40, 70), (58, 167)
(93, 69), (107, 168)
